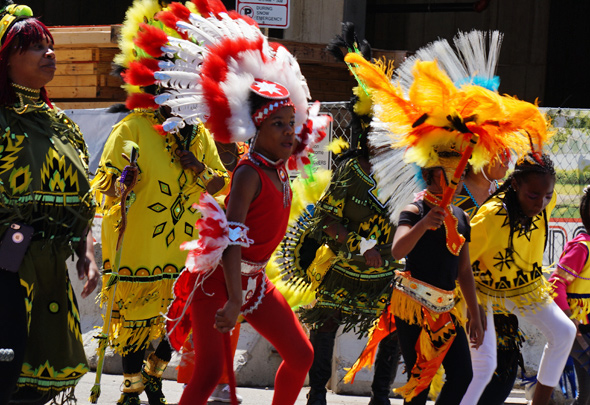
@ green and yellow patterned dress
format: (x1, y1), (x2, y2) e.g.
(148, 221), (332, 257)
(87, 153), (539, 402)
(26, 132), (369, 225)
(0, 85), (95, 400)
(299, 157), (399, 334)
(92, 109), (228, 355)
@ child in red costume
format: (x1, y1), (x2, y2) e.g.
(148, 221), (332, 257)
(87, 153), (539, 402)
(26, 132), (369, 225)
(178, 92), (314, 405)
(145, 4), (328, 403)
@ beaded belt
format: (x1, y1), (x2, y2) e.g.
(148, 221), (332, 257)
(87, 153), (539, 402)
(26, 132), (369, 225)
(394, 271), (455, 313)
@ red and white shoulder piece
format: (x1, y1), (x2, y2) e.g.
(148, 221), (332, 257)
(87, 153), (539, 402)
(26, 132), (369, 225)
(181, 193), (253, 274)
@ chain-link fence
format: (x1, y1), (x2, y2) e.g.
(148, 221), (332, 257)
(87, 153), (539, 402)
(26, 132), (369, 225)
(545, 108), (590, 219)
(319, 102), (590, 264)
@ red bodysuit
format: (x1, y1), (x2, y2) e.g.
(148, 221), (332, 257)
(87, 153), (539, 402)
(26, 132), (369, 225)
(172, 157), (313, 405)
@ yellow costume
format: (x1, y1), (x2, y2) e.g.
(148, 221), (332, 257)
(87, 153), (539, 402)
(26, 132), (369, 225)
(470, 191), (557, 310)
(92, 110), (228, 354)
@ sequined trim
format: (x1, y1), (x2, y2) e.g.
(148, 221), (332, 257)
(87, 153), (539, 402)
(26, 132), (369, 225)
(393, 271), (455, 313)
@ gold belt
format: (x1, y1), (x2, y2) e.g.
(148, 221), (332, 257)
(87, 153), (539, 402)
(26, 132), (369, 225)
(393, 271), (455, 313)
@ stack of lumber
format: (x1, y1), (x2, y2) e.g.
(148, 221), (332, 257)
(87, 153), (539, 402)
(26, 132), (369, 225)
(47, 25), (125, 109)
(44, 26), (406, 108)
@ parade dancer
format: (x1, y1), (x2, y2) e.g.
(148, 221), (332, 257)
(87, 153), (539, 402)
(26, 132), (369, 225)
(91, 1), (229, 404)
(342, 30), (546, 404)
(157, 1), (329, 404)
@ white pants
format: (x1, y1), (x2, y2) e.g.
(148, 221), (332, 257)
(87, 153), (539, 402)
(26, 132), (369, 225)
(459, 299), (576, 405)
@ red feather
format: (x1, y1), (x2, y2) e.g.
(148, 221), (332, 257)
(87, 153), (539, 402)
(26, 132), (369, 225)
(191, 0), (227, 17)
(122, 59), (159, 86)
(134, 23), (168, 58)
(153, 124), (166, 136)
(126, 92), (157, 110)
(227, 10), (258, 27)
(199, 36), (265, 143)
(169, 2), (191, 21)
(155, 4), (191, 39)
(201, 77), (232, 143)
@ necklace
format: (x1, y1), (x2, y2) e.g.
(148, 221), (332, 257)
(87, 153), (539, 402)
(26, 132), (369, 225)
(11, 83), (45, 114)
(221, 154), (236, 167)
(462, 183), (480, 209)
(217, 143), (240, 169)
(248, 151), (291, 208)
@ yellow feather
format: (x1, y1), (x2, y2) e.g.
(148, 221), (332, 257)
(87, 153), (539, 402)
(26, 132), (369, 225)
(114, 0), (190, 97)
(267, 168), (332, 309)
(352, 86), (373, 117)
(326, 138), (350, 155)
(409, 60), (458, 113)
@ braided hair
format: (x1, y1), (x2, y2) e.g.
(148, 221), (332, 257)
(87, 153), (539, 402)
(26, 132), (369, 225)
(488, 152), (556, 256)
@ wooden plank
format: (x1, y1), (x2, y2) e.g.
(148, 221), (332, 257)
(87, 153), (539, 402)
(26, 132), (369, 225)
(54, 100), (119, 110)
(55, 48), (118, 63)
(277, 39), (407, 67)
(50, 26), (113, 33)
(55, 48), (99, 62)
(50, 25), (120, 47)
(99, 75), (123, 88)
(96, 86), (127, 100)
(50, 75), (98, 87)
(55, 63), (98, 75)
(98, 48), (119, 63)
(52, 31), (112, 47)
(46, 86), (97, 98)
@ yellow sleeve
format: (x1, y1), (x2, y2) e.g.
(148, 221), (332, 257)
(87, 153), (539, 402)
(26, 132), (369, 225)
(91, 114), (140, 196)
(469, 201), (494, 265)
(190, 124), (229, 195)
(546, 190), (557, 219)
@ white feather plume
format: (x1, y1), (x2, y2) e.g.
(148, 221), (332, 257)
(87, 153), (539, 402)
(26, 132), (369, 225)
(155, 71), (200, 88)
(368, 121), (423, 225)
(397, 30), (503, 95)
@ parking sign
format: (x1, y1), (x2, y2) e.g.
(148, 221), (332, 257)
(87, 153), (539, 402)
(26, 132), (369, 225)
(236, 0), (290, 29)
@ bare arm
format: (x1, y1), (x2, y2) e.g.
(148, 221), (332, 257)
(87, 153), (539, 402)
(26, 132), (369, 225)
(215, 165), (259, 333)
(457, 242), (484, 348)
(75, 228), (100, 298)
(391, 204), (445, 260)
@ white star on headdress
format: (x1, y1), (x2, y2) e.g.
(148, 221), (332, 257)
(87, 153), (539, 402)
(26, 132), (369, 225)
(254, 81), (281, 95)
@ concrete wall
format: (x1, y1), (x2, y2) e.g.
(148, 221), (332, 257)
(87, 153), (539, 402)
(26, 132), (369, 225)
(283, 0), (345, 44)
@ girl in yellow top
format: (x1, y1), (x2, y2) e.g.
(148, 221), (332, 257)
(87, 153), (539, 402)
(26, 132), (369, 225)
(463, 153), (576, 405)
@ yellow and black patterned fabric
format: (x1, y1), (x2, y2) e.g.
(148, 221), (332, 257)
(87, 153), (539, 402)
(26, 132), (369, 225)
(298, 157), (400, 335)
(0, 84), (95, 398)
(470, 191), (556, 310)
(92, 110), (228, 355)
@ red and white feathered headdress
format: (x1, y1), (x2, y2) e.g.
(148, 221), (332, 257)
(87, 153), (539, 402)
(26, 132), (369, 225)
(120, 0), (329, 157)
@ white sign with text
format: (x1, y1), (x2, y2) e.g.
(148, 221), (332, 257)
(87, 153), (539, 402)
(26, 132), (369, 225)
(236, 0), (290, 29)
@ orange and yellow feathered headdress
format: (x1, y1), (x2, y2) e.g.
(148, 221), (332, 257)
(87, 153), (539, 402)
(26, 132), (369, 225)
(346, 30), (550, 211)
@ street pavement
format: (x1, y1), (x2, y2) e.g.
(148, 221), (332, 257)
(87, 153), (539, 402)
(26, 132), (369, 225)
(74, 371), (529, 405)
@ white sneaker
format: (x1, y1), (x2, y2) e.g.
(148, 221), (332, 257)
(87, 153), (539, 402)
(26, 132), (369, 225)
(208, 384), (243, 403)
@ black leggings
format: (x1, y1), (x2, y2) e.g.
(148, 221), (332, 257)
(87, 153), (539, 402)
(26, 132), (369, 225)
(395, 315), (472, 405)
(122, 338), (173, 374)
(0, 270), (27, 405)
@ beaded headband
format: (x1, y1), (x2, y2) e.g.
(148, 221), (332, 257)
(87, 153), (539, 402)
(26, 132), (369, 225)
(250, 79), (294, 127)
(252, 99), (295, 127)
